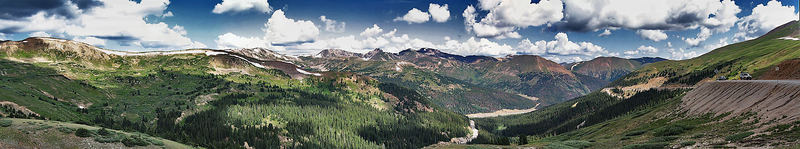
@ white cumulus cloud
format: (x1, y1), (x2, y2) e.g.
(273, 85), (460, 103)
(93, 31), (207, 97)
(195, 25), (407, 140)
(668, 48), (700, 60)
(74, 36), (107, 46)
(561, 0), (740, 32)
(683, 27), (712, 46)
(429, 3), (450, 23)
(212, 0), (271, 14)
(597, 29), (612, 37)
(7, 0), (207, 49)
(215, 33), (271, 49)
(735, 0), (798, 41)
(264, 10), (319, 44)
(462, 5), (519, 38)
(394, 8), (430, 24)
(463, 0), (563, 38)
(29, 31), (52, 37)
(517, 32), (609, 56)
(215, 9), (318, 50)
(636, 30), (668, 42)
(320, 16), (346, 33)
(624, 45), (658, 55)
(441, 37), (515, 56)
(360, 24), (383, 37)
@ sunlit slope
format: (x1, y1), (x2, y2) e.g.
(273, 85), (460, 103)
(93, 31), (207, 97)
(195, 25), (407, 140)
(0, 37), (470, 149)
(612, 21), (800, 87)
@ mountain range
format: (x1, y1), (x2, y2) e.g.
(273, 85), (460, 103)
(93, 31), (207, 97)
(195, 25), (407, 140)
(0, 37), (471, 148)
(2, 18), (798, 149)
(302, 48), (664, 114)
(457, 21), (800, 149)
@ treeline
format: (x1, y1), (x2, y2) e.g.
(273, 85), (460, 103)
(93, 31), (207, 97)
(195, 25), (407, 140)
(665, 60), (736, 85)
(549, 89), (687, 134)
(0, 105), (42, 119)
(105, 71), (465, 148)
(3, 56), (471, 148)
(480, 89), (687, 138)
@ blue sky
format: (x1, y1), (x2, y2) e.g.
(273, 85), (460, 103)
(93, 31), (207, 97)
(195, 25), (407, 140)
(0, 0), (798, 62)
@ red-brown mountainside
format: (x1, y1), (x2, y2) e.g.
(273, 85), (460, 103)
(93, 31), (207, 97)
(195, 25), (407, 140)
(570, 57), (640, 80)
(303, 48), (600, 113)
(496, 55), (574, 76)
(759, 58), (800, 80)
(563, 57), (666, 91)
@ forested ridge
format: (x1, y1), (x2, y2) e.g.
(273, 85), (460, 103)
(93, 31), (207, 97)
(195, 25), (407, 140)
(0, 45), (469, 149)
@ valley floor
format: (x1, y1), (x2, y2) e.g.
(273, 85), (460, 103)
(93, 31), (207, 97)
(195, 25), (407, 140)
(466, 103), (540, 118)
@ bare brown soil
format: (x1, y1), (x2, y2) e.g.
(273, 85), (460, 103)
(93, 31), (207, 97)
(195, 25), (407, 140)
(759, 59), (800, 80)
(681, 80), (800, 125)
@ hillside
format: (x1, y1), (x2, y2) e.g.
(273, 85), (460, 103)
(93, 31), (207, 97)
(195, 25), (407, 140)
(447, 21), (800, 148)
(0, 118), (194, 148)
(611, 21), (800, 89)
(302, 56), (538, 114)
(0, 37), (470, 148)
(566, 57), (665, 91)
(507, 81), (800, 148)
(759, 58), (800, 80)
(303, 48), (603, 114)
(568, 57), (665, 82)
(682, 80), (800, 125)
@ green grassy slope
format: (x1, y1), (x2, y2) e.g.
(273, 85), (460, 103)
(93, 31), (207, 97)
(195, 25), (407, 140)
(445, 21), (800, 148)
(0, 118), (194, 148)
(0, 60), (106, 122)
(0, 38), (470, 149)
(449, 88), (800, 148)
(612, 21), (800, 87)
(518, 90), (800, 148)
(473, 89), (687, 139)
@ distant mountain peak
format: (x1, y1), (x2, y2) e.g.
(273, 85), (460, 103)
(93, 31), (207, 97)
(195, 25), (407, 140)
(315, 49), (362, 58)
(629, 57), (667, 64)
(363, 48), (399, 61)
(365, 48), (385, 56)
(416, 48), (444, 55)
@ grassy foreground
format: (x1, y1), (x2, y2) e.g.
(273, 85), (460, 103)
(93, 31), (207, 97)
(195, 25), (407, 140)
(0, 118), (196, 148)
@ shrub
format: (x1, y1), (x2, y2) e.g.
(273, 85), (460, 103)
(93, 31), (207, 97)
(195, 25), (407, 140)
(518, 135), (528, 145)
(692, 133), (705, 139)
(562, 140), (592, 148)
(725, 131), (754, 142)
(97, 128), (112, 136)
(75, 128), (93, 137)
(624, 130), (647, 136)
(543, 142), (575, 149)
(35, 125), (53, 130)
(680, 141), (696, 147)
(611, 88), (623, 94)
(648, 136), (679, 143)
(94, 134), (124, 143)
(0, 119), (11, 127)
(653, 124), (692, 136)
(145, 137), (165, 146)
(122, 135), (150, 147)
(57, 127), (75, 134)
